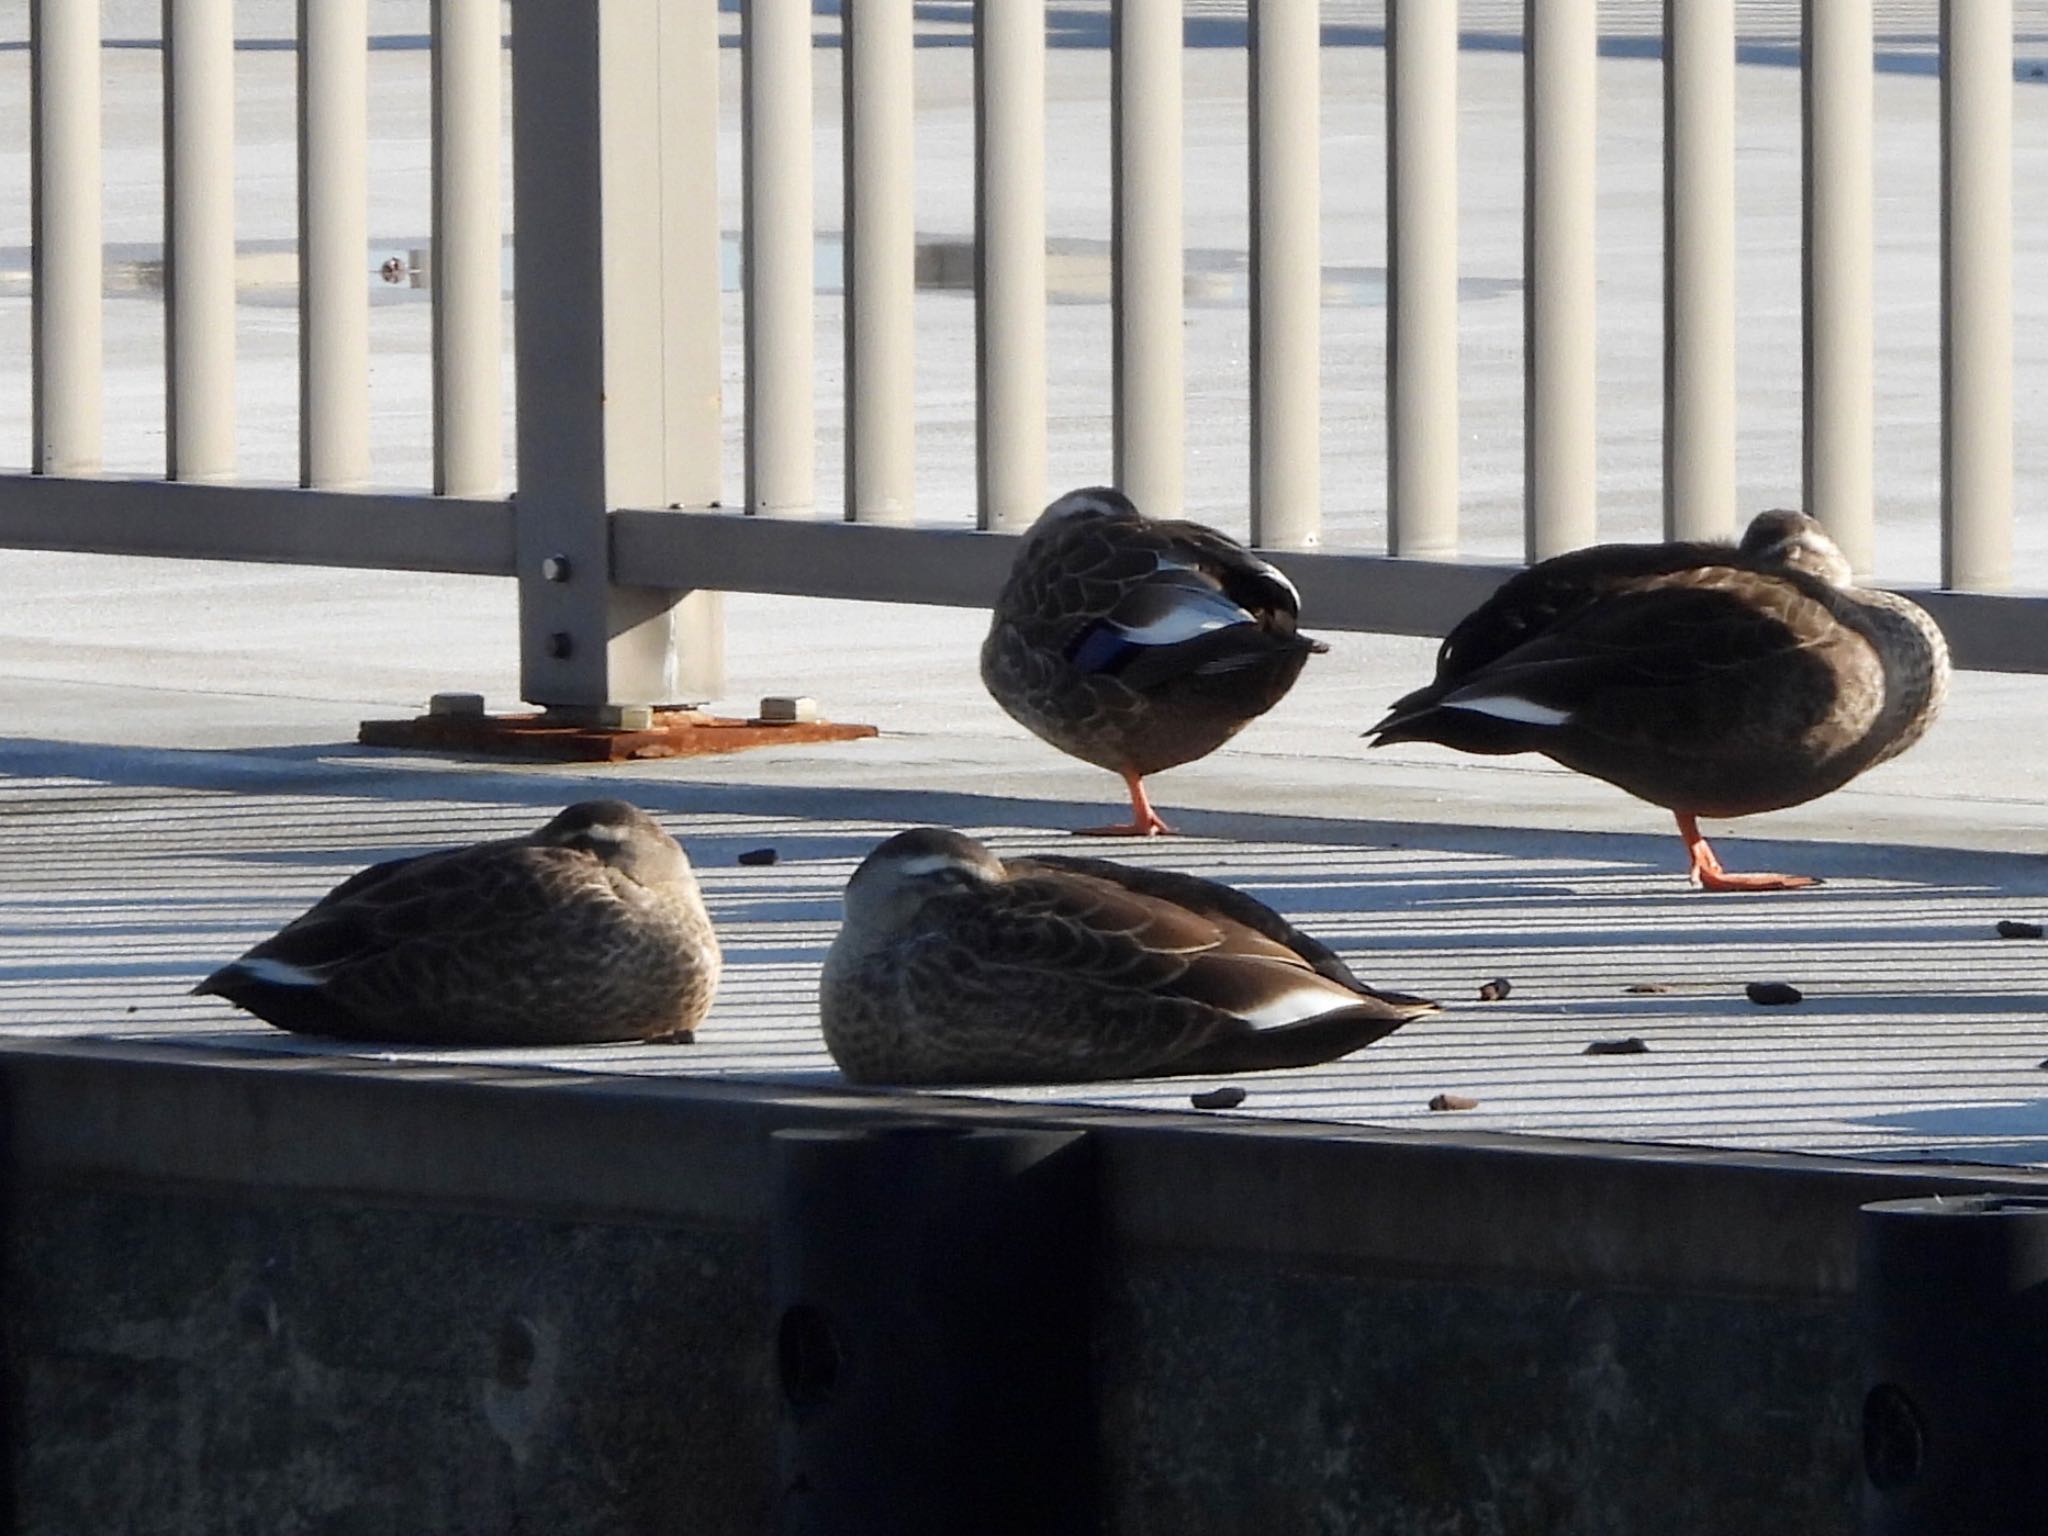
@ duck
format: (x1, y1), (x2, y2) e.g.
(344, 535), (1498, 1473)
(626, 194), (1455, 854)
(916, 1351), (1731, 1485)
(981, 486), (1328, 835)
(819, 827), (1438, 1086)
(1366, 510), (1950, 891)
(193, 799), (722, 1044)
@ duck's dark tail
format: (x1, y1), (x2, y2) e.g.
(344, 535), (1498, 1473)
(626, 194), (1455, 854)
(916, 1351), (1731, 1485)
(1162, 996), (1438, 1078)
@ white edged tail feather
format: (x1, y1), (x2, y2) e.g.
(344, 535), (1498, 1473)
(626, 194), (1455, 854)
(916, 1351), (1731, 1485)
(225, 956), (332, 989)
(1439, 693), (1575, 727)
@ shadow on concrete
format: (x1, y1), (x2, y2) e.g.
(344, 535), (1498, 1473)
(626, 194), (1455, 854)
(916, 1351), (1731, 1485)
(5, 732), (2045, 898)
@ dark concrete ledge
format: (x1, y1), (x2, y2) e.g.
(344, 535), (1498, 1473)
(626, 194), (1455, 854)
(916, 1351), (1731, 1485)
(8, 1037), (2044, 1297)
(12, 1038), (2048, 1534)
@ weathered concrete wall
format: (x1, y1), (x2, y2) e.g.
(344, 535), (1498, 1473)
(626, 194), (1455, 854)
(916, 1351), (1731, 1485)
(1101, 1256), (1857, 1536)
(5, 1040), (2045, 1535)
(7, 1184), (774, 1534)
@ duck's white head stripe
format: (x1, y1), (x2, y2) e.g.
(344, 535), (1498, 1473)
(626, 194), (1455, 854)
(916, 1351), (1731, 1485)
(881, 852), (980, 882)
(232, 956), (328, 989)
(1441, 694), (1575, 727)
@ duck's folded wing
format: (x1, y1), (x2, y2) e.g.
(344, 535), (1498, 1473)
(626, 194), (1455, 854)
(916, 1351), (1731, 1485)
(1018, 854), (1431, 1009)
(1067, 568), (1259, 683)
(199, 845), (611, 992)
(1432, 577), (1853, 747)
(1429, 540), (1738, 683)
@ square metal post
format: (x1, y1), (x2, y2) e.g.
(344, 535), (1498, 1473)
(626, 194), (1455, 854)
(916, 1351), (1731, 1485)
(511, 1), (724, 712)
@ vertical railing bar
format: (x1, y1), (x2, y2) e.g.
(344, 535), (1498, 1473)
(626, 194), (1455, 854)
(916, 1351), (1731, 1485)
(1111, 0), (1184, 518)
(29, 0), (103, 475)
(1802, 0), (1875, 576)
(1662, 0), (1736, 541)
(843, 0), (916, 525)
(659, 2), (726, 520)
(1939, 0), (2013, 592)
(298, 0), (371, 489)
(1524, 0), (1598, 561)
(975, 0), (1048, 532)
(431, 0), (504, 498)
(164, 0), (237, 483)
(510, 6), (726, 709)
(1248, 0), (1319, 551)
(1386, 0), (1459, 558)
(744, 0), (817, 518)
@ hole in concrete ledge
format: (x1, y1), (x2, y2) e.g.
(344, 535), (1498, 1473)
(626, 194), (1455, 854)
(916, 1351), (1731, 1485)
(495, 1314), (539, 1391)
(778, 1304), (843, 1410)
(1863, 1382), (1926, 1491)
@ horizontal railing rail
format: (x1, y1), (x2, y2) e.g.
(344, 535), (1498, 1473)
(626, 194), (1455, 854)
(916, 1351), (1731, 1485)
(1, 1), (2039, 709)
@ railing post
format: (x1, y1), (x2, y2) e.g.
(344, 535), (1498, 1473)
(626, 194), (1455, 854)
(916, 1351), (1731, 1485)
(164, 0), (237, 484)
(1248, 0), (1320, 551)
(1112, 0), (1185, 519)
(975, 0), (1048, 532)
(745, 0), (817, 519)
(1386, 0), (1459, 558)
(512, 1), (725, 711)
(844, 0), (917, 525)
(432, 0), (505, 499)
(1524, 0), (1598, 561)
(1663, 0), (1737, 542)
(30, 0), (103, 476)
(1802, 0), (1875, 577)
(1940, 0), (2013, 593)
(299, 0), (372, 488)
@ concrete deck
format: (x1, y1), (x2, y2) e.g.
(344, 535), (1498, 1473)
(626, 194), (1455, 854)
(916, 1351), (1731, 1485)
(4, 623), (2044, 1166)
(1, 7), (2045, 1172)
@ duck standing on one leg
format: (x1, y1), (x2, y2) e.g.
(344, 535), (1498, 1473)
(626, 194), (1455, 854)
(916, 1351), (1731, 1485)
(819, 827), (1438, 1086)
(1365, 510), (1950, 891)
(193, 799), (723, 1044)
(981, 486), (1328, 836)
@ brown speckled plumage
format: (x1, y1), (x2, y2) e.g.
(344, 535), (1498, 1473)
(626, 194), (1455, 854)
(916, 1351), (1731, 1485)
(1368, 511), (1950, 888)
(193, 799), (722, 1045)
(819, 828), (1436, 1086)
(981, 486), (1326, 833)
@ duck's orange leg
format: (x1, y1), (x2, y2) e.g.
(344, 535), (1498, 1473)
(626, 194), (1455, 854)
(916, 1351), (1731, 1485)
(1677, 812), (1821, 892)
(1075, 769), (1175, 837)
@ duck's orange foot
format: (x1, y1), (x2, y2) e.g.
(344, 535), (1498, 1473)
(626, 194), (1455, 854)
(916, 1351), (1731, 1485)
(1073, 816), (1174, 838)
(1677, 814), (1822, 892)
(1691, 867), (1823, 893)
(1075, 772), (1174, 836)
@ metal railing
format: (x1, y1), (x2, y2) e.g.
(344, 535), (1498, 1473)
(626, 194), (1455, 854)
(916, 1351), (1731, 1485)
(1, 1), (2040, 717)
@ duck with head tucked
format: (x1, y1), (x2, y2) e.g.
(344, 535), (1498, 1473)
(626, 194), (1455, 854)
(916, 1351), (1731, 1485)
(819, 827), (1438, 1086)
(1366, 511), (1950, 890)
(193, 799), (722, 1044)
(981, 486), (1328, 835)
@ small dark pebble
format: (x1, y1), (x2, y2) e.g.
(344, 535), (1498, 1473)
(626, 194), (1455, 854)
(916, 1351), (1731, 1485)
(1477, 977), (1512, 1002)
(736, 847), (779, 866)
(1428, 1092), (1479, 1112)
(1624, 983), (1671, 995)
(1190, 1086), (1247, 1111)
(1997, 919), (2044, 940)
(1746, 981), (1804, 1006)
(1585, 1036), (1650, 1056)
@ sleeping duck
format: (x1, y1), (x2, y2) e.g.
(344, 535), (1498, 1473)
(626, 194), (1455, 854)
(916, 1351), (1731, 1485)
(1367, 510), (1950, 891)
(193, 799), (722, 1044)
(981, 486), (1327, 835)
(819, 827), (1438, 1085)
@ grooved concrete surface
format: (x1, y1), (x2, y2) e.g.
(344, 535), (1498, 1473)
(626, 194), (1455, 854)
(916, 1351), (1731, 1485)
(0, 4), (2045, 1167)
(3, 660), (2044, 1165)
